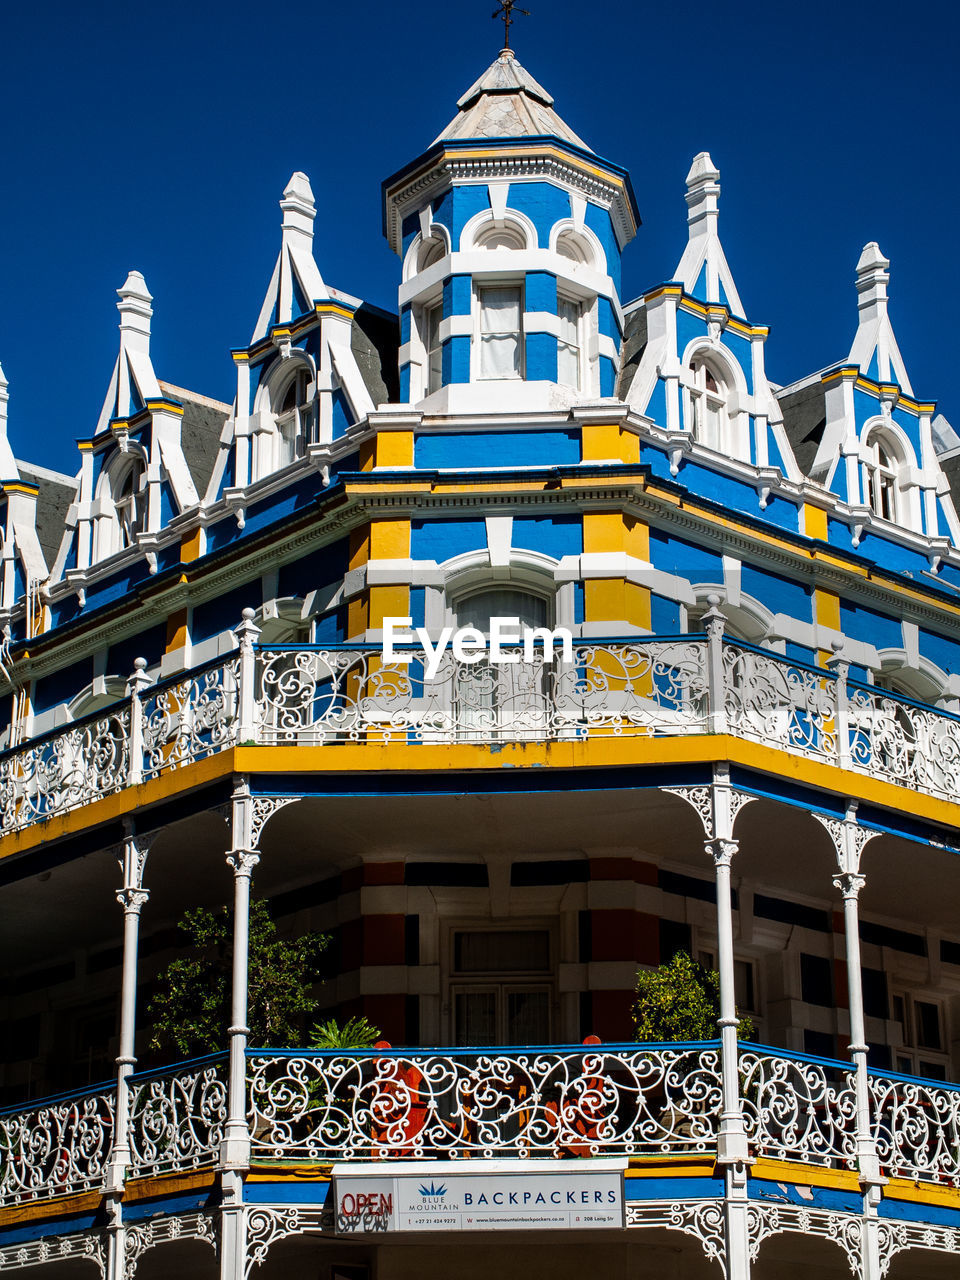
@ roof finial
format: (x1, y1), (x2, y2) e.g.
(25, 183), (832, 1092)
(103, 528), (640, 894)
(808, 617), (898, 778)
(492, 0), (529, 51)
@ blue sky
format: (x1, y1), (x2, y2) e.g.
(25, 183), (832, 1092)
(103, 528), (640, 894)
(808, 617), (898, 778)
(0, 0), (955, 475)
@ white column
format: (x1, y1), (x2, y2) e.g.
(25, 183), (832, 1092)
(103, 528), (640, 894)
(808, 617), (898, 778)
(106, 822), (150, 1193)
(818, 804), (882, 1280)
(221, 779), (257, 1170)
(236, 610), (261, 745)
(703, 597), (728, 735)
(707, 769), (751, 1280)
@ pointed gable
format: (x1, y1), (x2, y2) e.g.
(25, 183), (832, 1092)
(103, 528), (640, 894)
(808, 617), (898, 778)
(672, 153), (745, 315)
(847, 242), (913, 393)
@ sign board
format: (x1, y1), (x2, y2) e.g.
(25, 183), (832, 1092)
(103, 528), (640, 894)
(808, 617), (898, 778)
(333, 1162), (625, 1233)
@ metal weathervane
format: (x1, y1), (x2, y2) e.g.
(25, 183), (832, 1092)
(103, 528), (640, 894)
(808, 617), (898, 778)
(492, 0), (530, 49)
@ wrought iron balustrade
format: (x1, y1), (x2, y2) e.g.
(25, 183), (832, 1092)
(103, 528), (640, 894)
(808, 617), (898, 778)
(0, 1083), (114, 1204)
(3, 1047), (960, 1206)
(245, 1043), (723, 1161)
(2, 630), (960, 836)
(127, 1055), (228, 1179)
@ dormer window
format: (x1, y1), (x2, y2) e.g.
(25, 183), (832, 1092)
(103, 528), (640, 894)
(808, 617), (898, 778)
(478, 285), (523, 379)
(862, 429), (901, 522)
(275, 366), (313, 463)
(686, 359), (727, 450)
(114, 460), (145, 549)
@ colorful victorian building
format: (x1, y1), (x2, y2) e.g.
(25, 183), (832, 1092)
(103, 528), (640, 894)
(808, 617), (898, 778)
(2, 44), (960, 1280)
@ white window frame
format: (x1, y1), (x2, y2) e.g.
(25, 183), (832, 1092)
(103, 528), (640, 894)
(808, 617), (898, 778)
(474, 281), (525, 381)
(557, 292), (583, 390)
(891, 989), (950, 1079)
(444, 921), (556, 1047)
(862, 430), (901, 522)
(685, 360), (728, 451)
(422, 298), (444, 395)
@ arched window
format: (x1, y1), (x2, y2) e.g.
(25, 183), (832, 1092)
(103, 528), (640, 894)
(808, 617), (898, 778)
(453, 587), (553, 740)
(686, 359), (728, 451)
(475, 224), (526, 252)
(273, 365), (314, 463)
(113, 460), (146, 549)
(555, 230), (592, 267)
(862, 430), (901, 522)
(417, 236), (446, 272)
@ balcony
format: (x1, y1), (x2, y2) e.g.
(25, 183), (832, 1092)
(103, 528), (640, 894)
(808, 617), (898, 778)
(2, 1044), (959, 1207)
(1, 632), (958, 838)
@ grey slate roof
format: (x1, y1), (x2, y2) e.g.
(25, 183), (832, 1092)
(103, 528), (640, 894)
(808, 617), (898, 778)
(159, 382), (231, 501)
(616, 305), (647, 401)
(15, 461), (76, 571)
(776, 380), (827, 479)
(351, 304), (399, 407)
(434, 49), (592, 151)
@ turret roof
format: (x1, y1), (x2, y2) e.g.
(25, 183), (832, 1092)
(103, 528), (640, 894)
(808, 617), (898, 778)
(433, 48), (591, 151)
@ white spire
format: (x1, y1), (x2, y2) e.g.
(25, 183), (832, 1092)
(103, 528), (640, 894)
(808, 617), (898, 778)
(848, 242), (913, 393)
(251, 171), (329, 340)
(0, 364), (23, 478)
(672, 152), (745, 315)
(280, 171), (317, 249)
(117, 270), (153, 357)
(0, 361), (8, 435)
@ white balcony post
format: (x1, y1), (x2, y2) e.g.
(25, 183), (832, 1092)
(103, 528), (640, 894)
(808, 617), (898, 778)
(236, 609), (261, 745)
(827, 642), (852, 771)
(703, 595), (728, 735)
(106, 821), (151, 1195)
(126, 657), (149, 786)
(706, 767), (751, 1280)
(221, 777), (257, 1170)
(816, 803), (883, 1280)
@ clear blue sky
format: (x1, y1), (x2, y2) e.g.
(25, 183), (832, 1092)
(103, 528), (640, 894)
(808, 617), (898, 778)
(1, 0), (955, 475)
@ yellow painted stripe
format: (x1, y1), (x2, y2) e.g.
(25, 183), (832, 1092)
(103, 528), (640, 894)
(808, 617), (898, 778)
(625, 1155), (718, 1177)
(883, 1177), (960, 1209)
(123, 1169), (217, 1202)
(0, 1190), (102, 1227)
(2, 732), (959, 863)
(750, 1156), (861, 1191)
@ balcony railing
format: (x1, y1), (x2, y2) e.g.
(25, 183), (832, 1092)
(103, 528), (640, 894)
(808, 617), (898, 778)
(2, 1045), (959, 1207)
(2, 632), (960, 837)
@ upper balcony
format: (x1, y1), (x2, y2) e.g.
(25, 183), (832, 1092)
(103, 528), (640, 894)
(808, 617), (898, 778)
(2, 622), (960, 841)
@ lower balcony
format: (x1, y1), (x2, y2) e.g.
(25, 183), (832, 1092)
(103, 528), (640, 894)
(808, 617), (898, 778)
(2, 1043), (958, 1207)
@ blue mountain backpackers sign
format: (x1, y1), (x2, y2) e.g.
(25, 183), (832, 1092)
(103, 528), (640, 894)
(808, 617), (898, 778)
(333, 1159), (626, 1233)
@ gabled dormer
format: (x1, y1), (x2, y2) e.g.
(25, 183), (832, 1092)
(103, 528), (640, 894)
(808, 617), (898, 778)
(798, 244), (959, 541)
(622, 153), (798, 479)
(53, 272), (201, 576)
(383, 48), (639, 413)
(214, 173), (381, 493)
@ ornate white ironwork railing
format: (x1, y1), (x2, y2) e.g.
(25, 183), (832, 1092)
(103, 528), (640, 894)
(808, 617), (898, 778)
(245, 1043), (724, 1161)
(0, 705), (130, 832)
(255, 639), (710, 744)
(868, 1069), (960, 1185)
(127, 1056), (228, 1179)
(0, 1084), (114, 1204)
(739, 1048), (859, 1168)
(139, 658), (239, 781)
(3, 624), (960, 836)
(4, 1049), (960, 1205)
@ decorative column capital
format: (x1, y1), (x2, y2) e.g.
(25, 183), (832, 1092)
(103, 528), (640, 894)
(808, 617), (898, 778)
(706, 837), (739, 869)
(832, 870), (866, 901)
(226, 848), (260, 878)
(116, 886), (150, 913)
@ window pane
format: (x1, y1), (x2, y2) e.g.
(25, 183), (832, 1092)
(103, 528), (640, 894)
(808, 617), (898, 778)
(457, 590), (548, 633)
(734, 959), (755, 1012)
(919, 1060), (947, 1081)
(455, 990), (497, 1045)
(506, 989), (551, 1044)
(558, 297), (579, 342)
(454, 930), (550, 973)
(480, 287), (521, 332)
(481, 335), (520, 378)
(915, 1000), (942, 1050)
(558, 342), (580, 389)
(800, 953), (833, 1007)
